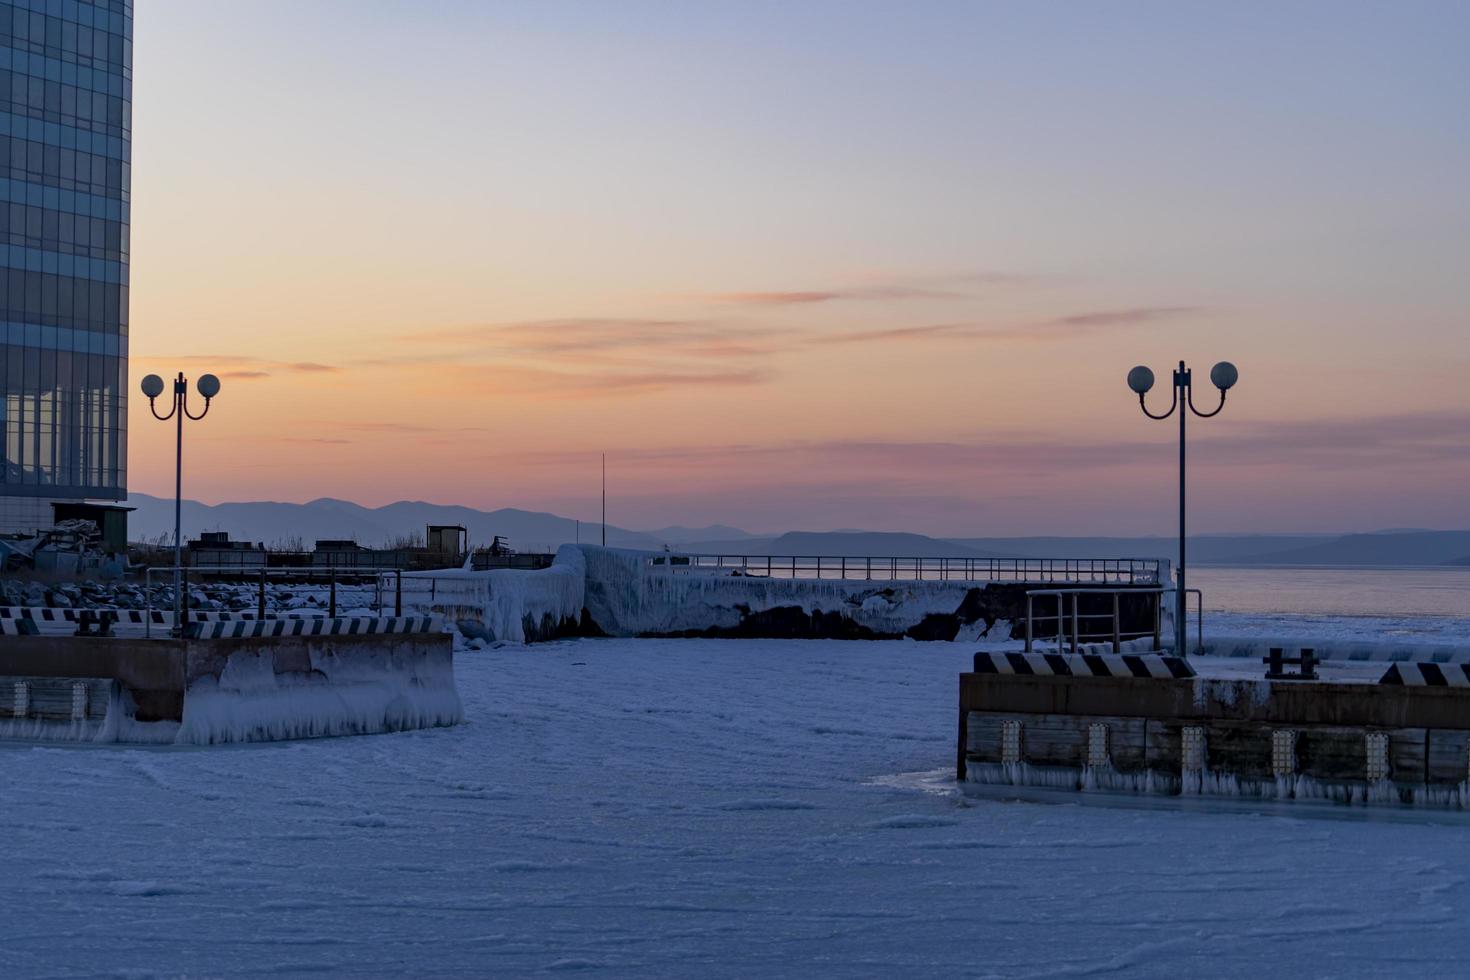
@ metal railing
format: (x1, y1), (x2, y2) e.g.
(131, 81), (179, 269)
(651, 554), (1163, 585)
(379, 572), (490, 611)
(141, 565), (406, 637)
(470, 552), (555, 572)
(1025, 587), (1203, 656)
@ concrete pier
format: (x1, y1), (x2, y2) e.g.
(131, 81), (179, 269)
(0, 617), (458, 742)
(958, 652), (1470, 803)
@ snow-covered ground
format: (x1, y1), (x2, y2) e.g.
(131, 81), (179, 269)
(6, 632), (1470, 977)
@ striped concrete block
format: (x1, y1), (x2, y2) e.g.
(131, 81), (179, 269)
(184, 616), (442, 640)
(0, 607), (167, 624)
(1378, 662), (1470, 686)
(1204, 636), (1470, 664)
(972, 650), (1195, 679)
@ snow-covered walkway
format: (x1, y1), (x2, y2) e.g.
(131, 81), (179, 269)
(5, 637), (1470, 977)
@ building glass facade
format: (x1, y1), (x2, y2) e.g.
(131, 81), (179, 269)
(0, 0), (130, 511)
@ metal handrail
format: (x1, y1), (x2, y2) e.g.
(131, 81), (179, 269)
(1025, 587), (1203, 656)
(141, 565), (404, 638)
(652, 554), (1163, 585)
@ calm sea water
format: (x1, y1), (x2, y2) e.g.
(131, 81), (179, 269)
(1191, 566), (1470, 619)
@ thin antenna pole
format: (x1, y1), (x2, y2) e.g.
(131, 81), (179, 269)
(601, 453), (607, 546)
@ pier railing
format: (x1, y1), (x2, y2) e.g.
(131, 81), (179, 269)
(1025, 587), (1203, 655)
(649, 555), (1162, 585)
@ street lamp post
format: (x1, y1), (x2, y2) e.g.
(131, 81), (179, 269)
(141, 371), (221, 631)
(1127, 359), (1237, 655)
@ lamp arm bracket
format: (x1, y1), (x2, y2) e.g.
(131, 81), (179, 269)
(1138, 389), (1178, 421)
(1188, 387), (1227, 418)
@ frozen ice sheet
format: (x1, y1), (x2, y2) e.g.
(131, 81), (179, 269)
(4, 628), (1470, 977)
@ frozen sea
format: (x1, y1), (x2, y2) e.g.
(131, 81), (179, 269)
(5, 569), (1470, 978)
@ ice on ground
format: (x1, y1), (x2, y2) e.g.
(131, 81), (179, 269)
(6, 627), (1470, 977)
(396, 544), (585, 643)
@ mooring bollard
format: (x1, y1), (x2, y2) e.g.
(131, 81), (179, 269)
(1264, 647), (1318, 680)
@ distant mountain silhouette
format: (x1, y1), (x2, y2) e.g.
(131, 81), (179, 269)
(1227, 530), (1470, 566)
(123, 494), (1470, 566)
(948, 535), (1332, 563)
(124, 493), (666, 553)
(739, 531), (1007, 559)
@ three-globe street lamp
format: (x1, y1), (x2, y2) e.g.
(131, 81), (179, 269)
(1127, 359), (1238, 656)
(141, 371), (221, 631)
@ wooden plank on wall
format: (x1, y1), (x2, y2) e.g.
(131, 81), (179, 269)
(1145, 720), (1181, 775)
(1427, 729), (1470, 785)
(1294, 727), (1427, 783)
(1388, 729), (1428, 784)
(1142, 720), (1427, 783)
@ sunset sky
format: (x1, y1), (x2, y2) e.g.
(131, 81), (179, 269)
(127, 1), (1470, 536)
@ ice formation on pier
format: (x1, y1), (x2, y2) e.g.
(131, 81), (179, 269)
(397, 545), (585, 644)
(176, 646), (463, 745)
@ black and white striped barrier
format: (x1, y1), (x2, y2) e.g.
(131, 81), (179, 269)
(1203, 636), (1470, 664)
(1378, 663), (1470, 687)
(0, 607), (270, 626)
(0, 609), (441, 640)
(972, 650), (1196, 679)
(184, 616), (442, 640)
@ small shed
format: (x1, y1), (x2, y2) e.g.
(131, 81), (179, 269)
(426, 525), (467, 560)
(52, 502), (131, 554)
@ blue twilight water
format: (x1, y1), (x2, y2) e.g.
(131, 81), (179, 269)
(1190, 565), (1470, 619)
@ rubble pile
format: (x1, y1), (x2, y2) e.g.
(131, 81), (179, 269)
(0, 578), (381, 615)
(0, 519), (126, 577)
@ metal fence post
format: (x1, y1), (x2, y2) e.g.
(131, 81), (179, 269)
(329, 572), (337, 619)
(1025, 595), (1033, 653)
(1153, 592), (1163, 652)
(1070, 593), (1079, 653)
(1112, 592), (1121, 653)
(258, 568), (267, 620)
(1195, 589), (1204, 656)
(395, 570), (403, 617)
(1057, 595), (1065, 655)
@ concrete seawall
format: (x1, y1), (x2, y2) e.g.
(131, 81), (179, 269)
(404, 545), (1171, 644)
(0, 625), (460, 743)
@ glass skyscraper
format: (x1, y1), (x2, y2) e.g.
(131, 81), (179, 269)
(0, 0), (130, 532)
